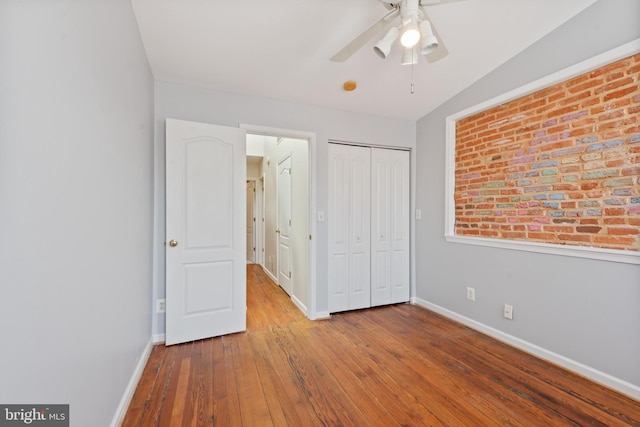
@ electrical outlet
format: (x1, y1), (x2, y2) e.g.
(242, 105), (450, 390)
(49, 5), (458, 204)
(504, 304), (513, 320)
(466, 287), (475, 301)
(156, 299), (166, 314)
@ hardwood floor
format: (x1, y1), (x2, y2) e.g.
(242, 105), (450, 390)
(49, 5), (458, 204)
(122, 265), (640, 426)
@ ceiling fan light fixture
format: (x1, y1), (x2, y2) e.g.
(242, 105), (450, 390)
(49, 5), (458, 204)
(401, 47), (418, 65)
(373, 26), (400, 59)
(400, 17), (420, 48)
(419, 20), (439, 55)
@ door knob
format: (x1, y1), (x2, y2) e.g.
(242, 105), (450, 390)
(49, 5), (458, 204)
(276, 228), (280, 234)
(169, 239), (178, 247)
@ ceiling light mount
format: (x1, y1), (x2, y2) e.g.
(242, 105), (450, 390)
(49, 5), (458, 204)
(343, 81), (357, 91)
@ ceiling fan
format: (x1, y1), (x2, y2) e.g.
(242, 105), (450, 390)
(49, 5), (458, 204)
(330, 0), (460, 64)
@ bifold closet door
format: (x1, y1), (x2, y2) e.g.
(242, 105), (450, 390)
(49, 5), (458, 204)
(370, 148), (410, 307)
(328, 144), (371, 312)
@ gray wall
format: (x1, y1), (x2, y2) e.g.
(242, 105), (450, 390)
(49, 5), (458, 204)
(0, 1), (154, 425)
(153, 81), (416, 335)
(415, 0), (640, 390)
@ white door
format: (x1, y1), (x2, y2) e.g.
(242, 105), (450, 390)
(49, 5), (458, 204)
(246, 181), (256, 263)
(328, 144), (371, 312)
(371, 148), (410, 306)
(277, 155), (292, 295)
(165, 118), (246, 346)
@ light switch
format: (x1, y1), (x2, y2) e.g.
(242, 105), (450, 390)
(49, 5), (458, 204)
(318, 211), (325, 222)
(415, 209), (422, 220)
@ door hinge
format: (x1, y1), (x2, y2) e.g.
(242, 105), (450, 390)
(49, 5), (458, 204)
(289, 271), (292, 278)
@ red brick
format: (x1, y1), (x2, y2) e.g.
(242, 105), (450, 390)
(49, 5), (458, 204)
(544, 225), (574, 233)
(576, 226), (602, 233)
(603, 86), (638, 102)
(454, 55), (638, 251)
(608, 227), (640, 235)
(621, 166), (640, 176)
(567, 77), (603, 93)
(603, 130), (623, 140)
(594, 235), (636, 245)
(502, 231), (526, 239)
(594, 77), (635, 95)
(528, 232), (556, 240)
(605, 208), (626, 216)
(581, 182), (599, 190)
(558, 234), (592, 242)
(603, 218), (626, 225)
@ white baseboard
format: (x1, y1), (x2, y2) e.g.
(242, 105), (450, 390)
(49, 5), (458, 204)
(110, 338), (154, 427)
(291, 294), (308, 317)
(413, 298), (640, 402)
(311, 311), (331, 320)
(152, 333), (166, 344)
(264, 268), (278, 284)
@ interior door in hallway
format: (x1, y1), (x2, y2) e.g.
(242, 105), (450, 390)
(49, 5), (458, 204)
(165, 119), (246, 345)
(246, 180), (256, 263)
(277, 154), (292, 295)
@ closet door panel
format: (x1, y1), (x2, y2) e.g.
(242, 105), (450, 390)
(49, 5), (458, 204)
(371, 148), (410, 306)
(328, 147), (350, 312)
(347, 146), (371, 310)
(328, 144), (371, 312)
(389, 149), (410, 304)
(371, 151), (391, 306)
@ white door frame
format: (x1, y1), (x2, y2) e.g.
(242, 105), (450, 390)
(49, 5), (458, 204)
(240, 123), (319, 320)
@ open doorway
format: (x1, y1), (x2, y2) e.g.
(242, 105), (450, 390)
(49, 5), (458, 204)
(245, 127), (315, 320)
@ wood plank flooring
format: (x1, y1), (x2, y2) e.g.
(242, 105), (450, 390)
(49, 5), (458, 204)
(122, 264), (640, 426)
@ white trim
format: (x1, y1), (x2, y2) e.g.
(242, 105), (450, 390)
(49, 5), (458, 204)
(152, 334), (166, 344)
(446, 235), (639, 264)
(312, 311), (331, 320)
(264, 266), (279, 285)
(240, 123), (318, 320)
(413, 298), (640, 402)
(110, 338), (154, 427)
(291, 294), (308, 316)
(444, 39), (640, 265)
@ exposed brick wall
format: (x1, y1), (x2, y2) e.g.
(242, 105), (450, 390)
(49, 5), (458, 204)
(454, 53), (640, 252)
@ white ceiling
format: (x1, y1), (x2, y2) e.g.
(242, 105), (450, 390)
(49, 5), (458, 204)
(132, 0), (596, 121)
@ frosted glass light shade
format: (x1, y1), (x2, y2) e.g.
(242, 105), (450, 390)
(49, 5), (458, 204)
(400, 18), (420, 47)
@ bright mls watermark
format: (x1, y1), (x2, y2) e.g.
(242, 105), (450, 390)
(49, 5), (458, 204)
(0, 405), (68, 426)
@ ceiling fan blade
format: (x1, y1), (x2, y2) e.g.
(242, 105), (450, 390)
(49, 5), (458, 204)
(420, 0), (467, 5)
(330, 7), (400, 63)
(421, 8), (449, 63)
